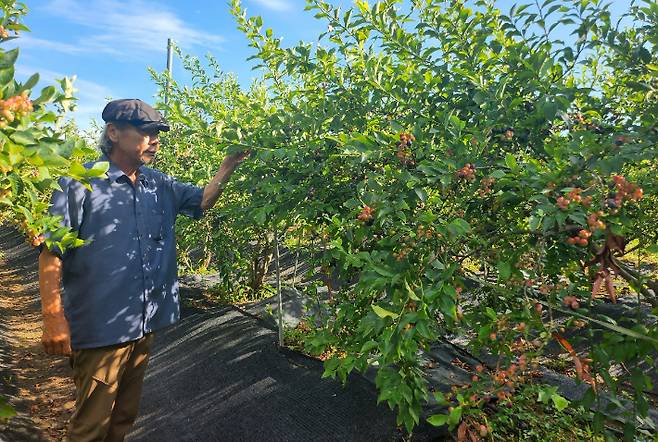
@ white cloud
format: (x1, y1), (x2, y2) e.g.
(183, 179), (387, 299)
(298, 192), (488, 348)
(37, 0), (224, 58)
(18, 35), (85, 54)
(250, 0), (293, 12)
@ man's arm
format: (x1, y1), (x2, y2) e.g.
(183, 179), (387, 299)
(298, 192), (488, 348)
(200, 151), (250, 211)
(38, 248), (71, 356)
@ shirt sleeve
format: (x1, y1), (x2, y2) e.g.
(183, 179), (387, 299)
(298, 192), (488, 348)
(171, 179), (205, 219)
(43, 177), (84, 258)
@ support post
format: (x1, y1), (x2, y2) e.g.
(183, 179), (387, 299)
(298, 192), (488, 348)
(165, 38), (174, 109)
(275, 229), (283, 347)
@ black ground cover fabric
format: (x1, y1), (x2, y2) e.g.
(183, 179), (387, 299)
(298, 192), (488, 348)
(128, 306), (400, 442)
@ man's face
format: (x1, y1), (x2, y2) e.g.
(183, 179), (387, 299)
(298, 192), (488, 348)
(109, 123), (161, 166)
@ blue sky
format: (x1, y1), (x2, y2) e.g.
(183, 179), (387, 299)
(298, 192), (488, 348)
(13, 0), (341, 129)
(11, 0), (630, 130)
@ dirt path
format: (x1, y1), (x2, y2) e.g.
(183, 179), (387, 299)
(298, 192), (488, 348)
(0, 226), (75, 442)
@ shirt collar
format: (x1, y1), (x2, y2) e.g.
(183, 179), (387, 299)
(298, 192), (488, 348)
(100, 154), (149, 185)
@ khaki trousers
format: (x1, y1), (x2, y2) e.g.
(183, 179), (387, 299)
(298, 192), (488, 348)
(65, 333), (154, 442)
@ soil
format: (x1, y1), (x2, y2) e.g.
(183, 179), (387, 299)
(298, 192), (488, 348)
(0, 225), (75, 442)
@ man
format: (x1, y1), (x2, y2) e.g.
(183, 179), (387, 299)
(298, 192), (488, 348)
(38, 99), (249, 441)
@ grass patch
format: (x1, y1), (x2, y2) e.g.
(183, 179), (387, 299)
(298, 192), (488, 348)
(485, 384), (603, 441)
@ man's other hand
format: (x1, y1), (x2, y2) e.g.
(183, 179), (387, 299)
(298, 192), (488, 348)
(42, 312), (72, 356)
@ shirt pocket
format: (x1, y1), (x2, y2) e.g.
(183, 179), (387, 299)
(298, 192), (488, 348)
(148, 209), (165, 241)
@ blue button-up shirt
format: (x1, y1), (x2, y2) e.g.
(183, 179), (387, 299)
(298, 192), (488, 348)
(48, 156), (204, 350)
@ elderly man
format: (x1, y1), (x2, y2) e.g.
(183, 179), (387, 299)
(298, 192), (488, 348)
(38, 99), (248, 441)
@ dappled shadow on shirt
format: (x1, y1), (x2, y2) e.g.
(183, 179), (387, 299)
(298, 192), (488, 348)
(49, 161), (201, 349)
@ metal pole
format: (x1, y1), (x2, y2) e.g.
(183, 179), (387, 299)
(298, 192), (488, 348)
(275, 229), (283, 347)
(292, 232), (300, 288)
(165, 38), (173, 109)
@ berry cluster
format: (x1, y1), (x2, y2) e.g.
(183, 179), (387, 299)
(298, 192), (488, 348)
(30, 234), (45, 247)
(357, 205), (374, 222)
(0, 91), (33, 129)
(393, 249), (409, 261)
(0, 27), (8, 39)
(566, 229), (591, 247)
(562, 295), (580, 310)
(447, 357), (530, 439)
(416, 224), (434, 239)
(556, 188), (592, 210)
(393, 238), (414, 261)
(396, 132), (415, 166)
(571, 113), (605, 133)
(478, 176), (495, 196)
(587, 210), (606, 231)
(456, 163), (476, 181)
(607, 175), (643, 208)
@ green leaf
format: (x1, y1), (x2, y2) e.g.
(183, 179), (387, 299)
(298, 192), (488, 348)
(322, 357), (340, 379)
(11, 130), (36, 145)
(497, 261), (512, 280)
(449, 115), (465, 131)
(0, 48), (19, 69)
(447, 405), (462, 427)
(254, 209), (267, 225)
(528, 214), (542, 231)
(34, 85), (57, 104)
(360, 340), (378, 353)
(22, 72), (39, 91)
(551, 393), (569, 411)
(0, 396), (16, 420)
(371, 263), (395, 278)
(505, 153), (518, 170)
(414, 187), (427, 202)
(405, 279), (420, 301)
(537, 388), (552, 404)
(0, 66), (14, 85)
(372, 305), (399, 320)
(427, 414), (448, 427)
(447, 218), (470, 237)
(85, 161), (109, 178)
